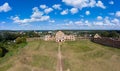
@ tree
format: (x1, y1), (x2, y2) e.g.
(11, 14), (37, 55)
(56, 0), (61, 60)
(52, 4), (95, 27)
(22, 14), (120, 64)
(109, 31), (119, 38)
(15, 37), (26, 44)
(101, 31), (109, 37)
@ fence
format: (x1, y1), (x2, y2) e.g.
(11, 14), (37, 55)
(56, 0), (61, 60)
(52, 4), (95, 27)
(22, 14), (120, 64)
(91, 37), (120, 48)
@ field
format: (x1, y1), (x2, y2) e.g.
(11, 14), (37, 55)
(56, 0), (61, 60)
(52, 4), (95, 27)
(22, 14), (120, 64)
(0, 39), (120, 71)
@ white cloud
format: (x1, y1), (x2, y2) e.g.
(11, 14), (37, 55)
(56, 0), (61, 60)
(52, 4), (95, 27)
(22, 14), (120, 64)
(40, 5), (47, 9)
(85, 11), (90, 15)
(1, 21), (6, 24)
(49, 20), (55, 23)
(103, 17), (111, 25)
(84, 20), (91, 26)
(64, 21), (74, 26)
(96, 1), (106, 9)
(31, 7), (44, 18)
(11, 15), (50, 24)
(93, 21), (104, 25)
(109, 1), (114, 5)
(69, 21), (73, 24)
(93, 17), (115, 26)
(61, 9), (68, 15)
(115, 11), (120, 17)
(0, 21), (6, 24)
(0, 2), (11, 12)
(74, 19), (91, 26)
(52, 4), (62, 10)
(70, 8), (78, 14)
(62, 0), (105, 9)
(64, 17), (119, 27)
(111, 18), (120, 24)
(11, 7), (50, 24)
(85, 20), (88, 24)
(89, 0), (96, 7)
(75, 20), (84, 25)
(62, 0), (94, 9)
(97, 16), (103, 20)
(44, 8), (53, 14)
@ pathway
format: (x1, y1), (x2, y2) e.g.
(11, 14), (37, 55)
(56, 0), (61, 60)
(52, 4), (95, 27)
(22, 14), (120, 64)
(56, 43), (63, 71)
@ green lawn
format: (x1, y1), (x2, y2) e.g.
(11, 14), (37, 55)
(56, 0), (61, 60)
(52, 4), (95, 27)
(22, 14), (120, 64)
(62, 40), (120, 71)
(0, 39), (120, 71)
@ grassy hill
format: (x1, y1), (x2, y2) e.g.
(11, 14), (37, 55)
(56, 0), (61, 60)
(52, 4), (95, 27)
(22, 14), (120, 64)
(0, 39), (120, 71)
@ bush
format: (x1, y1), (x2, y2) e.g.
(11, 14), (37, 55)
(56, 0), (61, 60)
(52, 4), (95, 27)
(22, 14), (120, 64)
(15, 37), (26, 44)
(0, 48), (2, 57)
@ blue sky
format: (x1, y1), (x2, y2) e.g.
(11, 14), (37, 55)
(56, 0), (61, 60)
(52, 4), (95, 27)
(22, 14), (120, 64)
(0, 0), (120, 30)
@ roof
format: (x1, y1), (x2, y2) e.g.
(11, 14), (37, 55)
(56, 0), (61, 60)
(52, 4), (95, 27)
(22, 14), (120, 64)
(94, 33), (101, 38)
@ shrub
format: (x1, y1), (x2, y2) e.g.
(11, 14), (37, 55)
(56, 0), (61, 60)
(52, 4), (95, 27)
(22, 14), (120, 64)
(15, 37), (26, 44)
(0, 48), (2, 57)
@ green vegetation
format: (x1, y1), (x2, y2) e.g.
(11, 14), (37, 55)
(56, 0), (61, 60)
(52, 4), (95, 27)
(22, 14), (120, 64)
(0, 39), (120, 71)
(15, 37), (26, 44)
(62, 40), (120, 71)
(0, 42), (27, 71)
(0, 40), (57, 71)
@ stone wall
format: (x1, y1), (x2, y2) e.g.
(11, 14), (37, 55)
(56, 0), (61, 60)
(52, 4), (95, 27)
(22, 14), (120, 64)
(27, 37), (43, 42)
(91, 37), (120, 48)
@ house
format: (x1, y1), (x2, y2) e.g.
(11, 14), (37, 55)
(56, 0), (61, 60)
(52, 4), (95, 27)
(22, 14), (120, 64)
(94, 33), (101, 38)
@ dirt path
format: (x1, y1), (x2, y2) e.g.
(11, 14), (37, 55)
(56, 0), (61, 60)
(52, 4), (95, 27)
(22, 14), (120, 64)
(56, 43), (63, 71)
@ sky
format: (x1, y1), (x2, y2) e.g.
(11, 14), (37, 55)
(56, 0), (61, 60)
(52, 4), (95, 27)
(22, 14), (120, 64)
(0, 0), (120, 30)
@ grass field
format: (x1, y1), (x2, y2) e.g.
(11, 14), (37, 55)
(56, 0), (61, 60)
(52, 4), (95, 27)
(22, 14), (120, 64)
(0, 39), (120, 71)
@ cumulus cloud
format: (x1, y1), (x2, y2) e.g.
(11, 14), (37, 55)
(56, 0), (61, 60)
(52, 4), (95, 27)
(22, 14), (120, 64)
(11, 7), (50, 24)
(109, 1), (114, 5)
(64, 21), (74, 26)
(115, 11), (120, 17)
(70, 8), (78, 14)
(96, 1), (106, 9)
(111, 18), (120, 25)
(0, 2), (11, 12)
(61, 9), (68, 15)
(44, 8), (53, 14)
(40, 5), (47, 9)
(85, 11), (90, 15)
(74, 19), (91, 26)
(31, 7), (44, 18)
(103, 17), (111, 25)
(64, 16), (120, 27)
(52, 4), (62, 10)
(62, 0), (106, 9)
(97, 16), (103, 20)
(93, 17), (116, 26)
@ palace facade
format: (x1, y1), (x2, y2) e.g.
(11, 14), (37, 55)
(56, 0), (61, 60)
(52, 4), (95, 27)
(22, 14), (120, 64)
(44, 31), (75, 42)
